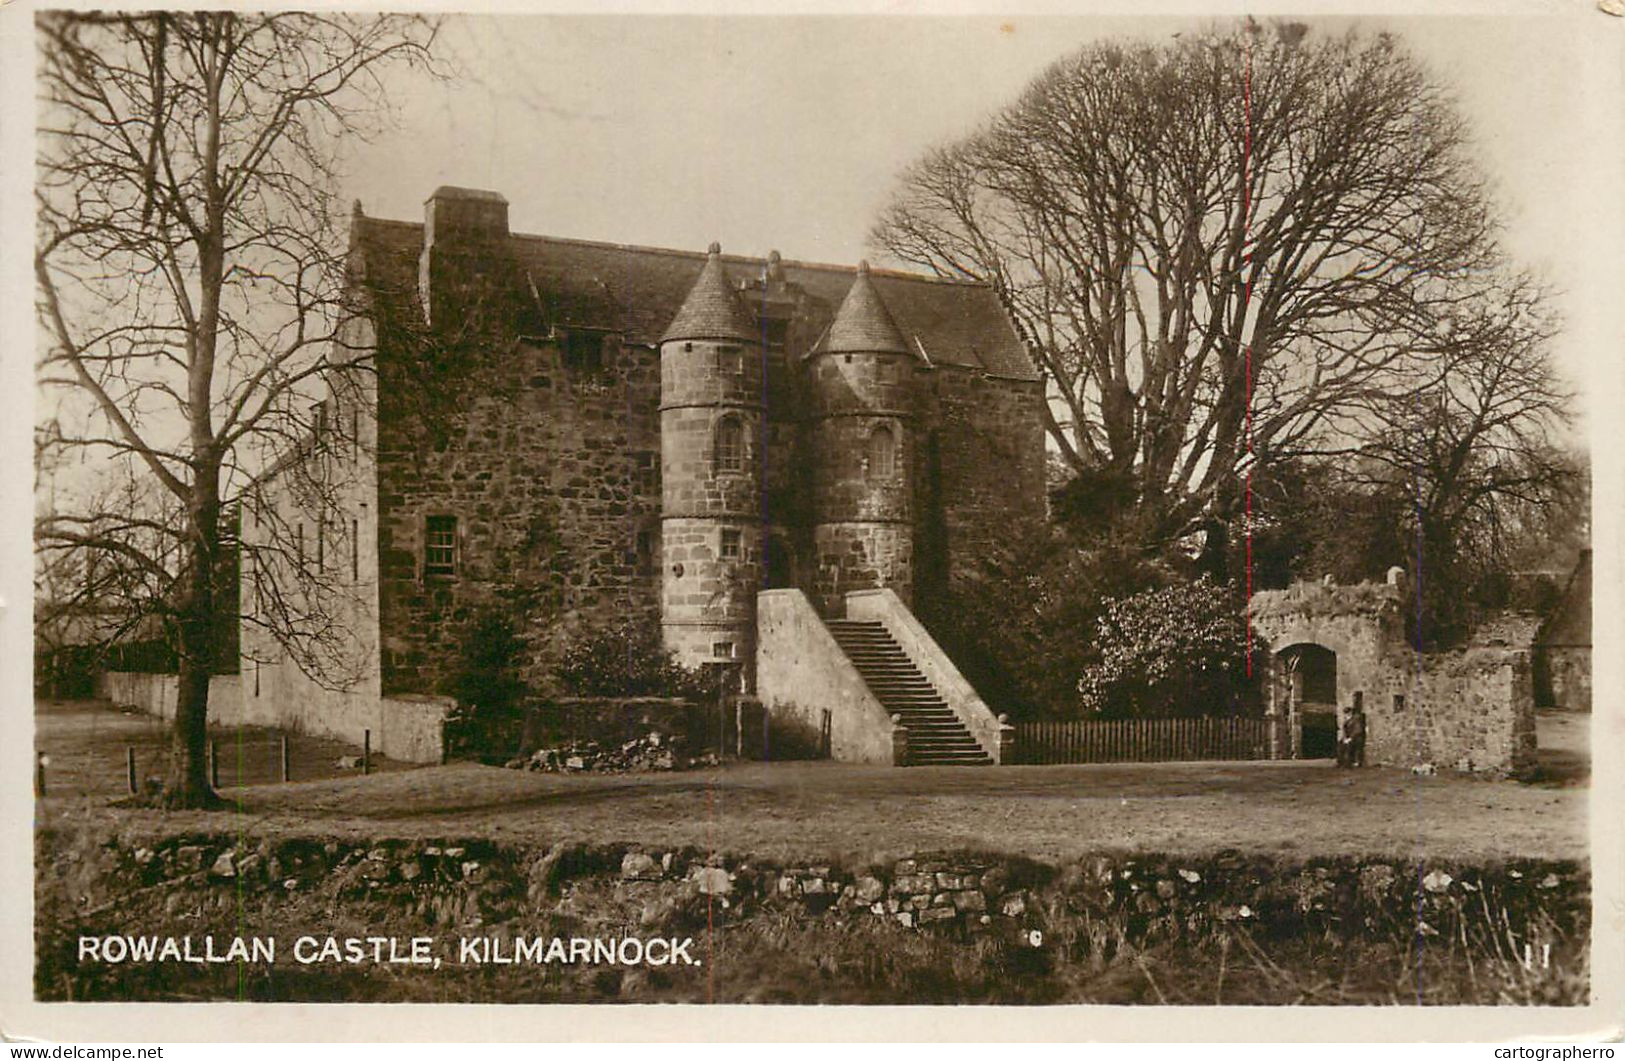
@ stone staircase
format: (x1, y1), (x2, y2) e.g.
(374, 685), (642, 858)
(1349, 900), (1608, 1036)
(825, 619), (992, 766)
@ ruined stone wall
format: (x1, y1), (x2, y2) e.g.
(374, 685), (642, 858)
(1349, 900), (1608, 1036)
(376, 334), (663, 695)
(1250, 581), (1537, 775)
(1364, 649), (1536, 774)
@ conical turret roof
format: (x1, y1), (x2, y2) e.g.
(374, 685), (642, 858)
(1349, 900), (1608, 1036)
(662, 242), (759, 343)
(815, 260), (911, 356)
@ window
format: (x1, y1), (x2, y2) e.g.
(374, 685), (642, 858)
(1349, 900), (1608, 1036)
(425, 515), (457, 577)
(564, 329), (605, 373)
(296, 524), (305, 568)
(714, 417), (744, 474)
(351, 518), (360, 580)
(254, 660), (261, 698)
(717, 344), (743, 374)
(761, 318), (789, 349)
(720, 528), (741, 561)
(316, 519), (325, 571)
(868, 424), (896, 480)
(712, 641), (735, 660)
(1393, 694), (1406, 712)
(312, 401), (328, 441)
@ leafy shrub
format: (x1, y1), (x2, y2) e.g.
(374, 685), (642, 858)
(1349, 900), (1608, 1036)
(1078, 578), (1260, 718)
(442, 609), (531, 714)
(554, 619), (713, 699)
(440, 608), (533, 760)
(916, 527), (1171, 721)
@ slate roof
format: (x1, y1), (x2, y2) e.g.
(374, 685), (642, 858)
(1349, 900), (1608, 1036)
(352, 216), (1038, 381)
(661, 243), (759, 343)
(814, 260), (912, 356)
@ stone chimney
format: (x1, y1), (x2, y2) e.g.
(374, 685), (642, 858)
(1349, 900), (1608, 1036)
(418, 186), (511, 329)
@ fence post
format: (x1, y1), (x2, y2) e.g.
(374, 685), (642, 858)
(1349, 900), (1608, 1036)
(363, 729), (371, 775)
(280, 735), (290, 783)
(126, 746), (137, 794)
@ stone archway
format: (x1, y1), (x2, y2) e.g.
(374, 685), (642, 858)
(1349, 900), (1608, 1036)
(1276, 642), (1338, 759)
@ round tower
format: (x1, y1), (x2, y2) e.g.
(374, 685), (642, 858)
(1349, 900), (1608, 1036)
(806, 260), (916, 613)
(659, 243), (765, 671)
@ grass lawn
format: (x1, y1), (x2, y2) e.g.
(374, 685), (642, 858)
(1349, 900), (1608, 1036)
(37, 700), (1588, 864)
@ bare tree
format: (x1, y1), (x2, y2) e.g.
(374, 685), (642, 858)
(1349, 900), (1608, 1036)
(35, 12), (440, 806)
(1321, 275), (1579, 642)
(873, 19), (1531, 556)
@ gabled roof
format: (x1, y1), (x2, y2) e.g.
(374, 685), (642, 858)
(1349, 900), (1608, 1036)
(661, 243), (758, 344)
(813, 260), (911, 356)
(351, 216), (1039, 381)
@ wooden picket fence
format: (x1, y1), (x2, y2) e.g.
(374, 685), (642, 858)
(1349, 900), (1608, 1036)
(1013, 715), (1273, 765)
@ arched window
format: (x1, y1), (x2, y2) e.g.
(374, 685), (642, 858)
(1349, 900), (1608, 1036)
(714, 416), (744, 474)
(868, 424), (896, 480)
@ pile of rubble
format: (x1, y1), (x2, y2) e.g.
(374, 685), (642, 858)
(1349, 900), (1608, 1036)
(505, 731), (720, 773)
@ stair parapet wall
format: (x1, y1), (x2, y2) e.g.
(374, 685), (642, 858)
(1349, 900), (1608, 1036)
(845, 589), (1011, 763)
(756, 589), (902, 765)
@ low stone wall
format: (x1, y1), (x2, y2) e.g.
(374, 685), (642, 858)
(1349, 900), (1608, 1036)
(518, 698), (709, 754)
(101, 671), (448, 764)
(378, 695), (453, 763)
(756, 589), (899, 764)
(41, 828), (1589, 985)
(845, 588), (1012, 762)
(100, 673), (245, 725)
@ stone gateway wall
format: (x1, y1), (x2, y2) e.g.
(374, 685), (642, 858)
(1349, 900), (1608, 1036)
(1249, 581), (1536, 775)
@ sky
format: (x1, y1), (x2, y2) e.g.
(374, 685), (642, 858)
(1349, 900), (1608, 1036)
(340, 13), (1619, 427)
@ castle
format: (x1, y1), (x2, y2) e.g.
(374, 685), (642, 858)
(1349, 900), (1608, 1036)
(235, 186), (1046, 763)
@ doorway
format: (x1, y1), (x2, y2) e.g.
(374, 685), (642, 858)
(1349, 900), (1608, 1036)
(1279, 643), (1338, 759)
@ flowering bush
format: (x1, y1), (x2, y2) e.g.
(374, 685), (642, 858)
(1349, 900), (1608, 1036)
(1077, 579), (1260, 718)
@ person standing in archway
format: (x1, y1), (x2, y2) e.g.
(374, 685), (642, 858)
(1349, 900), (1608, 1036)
(1340, 695), (1368, 768)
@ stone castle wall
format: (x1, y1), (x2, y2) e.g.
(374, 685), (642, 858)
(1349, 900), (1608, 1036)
(923, 368), (1048, 594)
(376, 333), (664, 695)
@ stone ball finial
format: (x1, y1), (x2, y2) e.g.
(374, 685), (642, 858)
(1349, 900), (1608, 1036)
(707, 241), (721, 256)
